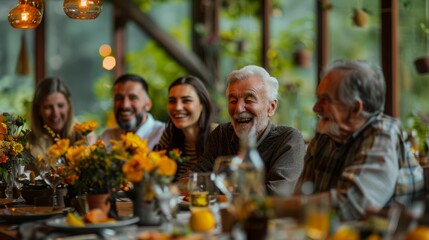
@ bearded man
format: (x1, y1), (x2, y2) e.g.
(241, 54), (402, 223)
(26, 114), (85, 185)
(100, 74), (165, 149)
(294, 60), (424, 220)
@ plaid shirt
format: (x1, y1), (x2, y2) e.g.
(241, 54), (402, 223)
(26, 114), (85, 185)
(295, 113), (424, 220)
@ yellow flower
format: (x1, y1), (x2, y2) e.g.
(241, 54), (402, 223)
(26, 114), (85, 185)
(143, 152), (159, 173)
(158, 157), (177, 177)
(48, 139), (70, 158)
(123, 157), (145, 182)
(121, 132), (149, 152)
(73, 121), (98, 136)
(12, 142), (23, 154)
(65, 145), (87, 167)
(0, 122), (7, 135)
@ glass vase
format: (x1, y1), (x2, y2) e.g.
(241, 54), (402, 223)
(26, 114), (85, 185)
(133, 181), (162, 226)
(5, 166), (16, 199)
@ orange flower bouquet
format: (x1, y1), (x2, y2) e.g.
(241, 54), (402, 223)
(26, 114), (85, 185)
(110, 132), (182, 198)
(0, 113), (31, 178)
(38, 121), (124, 195)
(0, 112), (32, 198)
(109, 132), (183, 225)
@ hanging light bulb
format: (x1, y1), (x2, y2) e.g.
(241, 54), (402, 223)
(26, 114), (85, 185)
(63, 0), (103, 20)
(8, 0), (42, 29)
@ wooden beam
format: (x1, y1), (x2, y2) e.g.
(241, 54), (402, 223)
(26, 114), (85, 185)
(111, 0), (212, 85)
(212, 0), (220, 84)
(35, 6), (46, 85)
(191, 0), (205, 60)
(261, 0), (270, 71)
(191, 0), (219, 84)
(316, 0), (329, 84)
(381, 0), (398, 117)
(113, 6), (126, 79)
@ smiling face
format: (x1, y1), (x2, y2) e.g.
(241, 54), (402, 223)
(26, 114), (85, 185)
(168, 84), (203, 131)
(39, 92), (70, 133)
(227, 76), (277, 139)
(114, 81), (151, 132)
(313, 70), (356, 142)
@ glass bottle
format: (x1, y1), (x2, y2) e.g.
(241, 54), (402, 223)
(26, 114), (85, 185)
(235, 133), (270, 240)
(236, 133), (265, 198)
(231, 132), (266, 223)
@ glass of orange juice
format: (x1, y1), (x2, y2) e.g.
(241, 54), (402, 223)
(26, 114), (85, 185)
(305, 195), (330, 240)
(188, 172), (216, 212)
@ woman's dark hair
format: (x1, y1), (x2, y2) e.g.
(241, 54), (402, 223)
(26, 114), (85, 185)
(165, 75), (213, 157)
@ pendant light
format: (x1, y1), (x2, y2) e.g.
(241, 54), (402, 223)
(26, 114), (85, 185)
(31, 0), (44, 17)
(8, 0), (42, 29)
(63, 0), (103, 20)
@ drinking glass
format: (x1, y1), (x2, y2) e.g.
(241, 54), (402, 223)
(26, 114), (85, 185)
(188, 172), (217, 211)
(305, 195), (331, 240)
(153, 183), (179, 233)
(39, 158), (65, 208)
(213, 156), (240, 204)
(13, 165), (28, 203)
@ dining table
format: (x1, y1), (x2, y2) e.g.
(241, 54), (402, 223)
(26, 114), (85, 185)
(1, 194), (426, 240)
(0, 197), (236, 240)
(0, 198), (185, 240)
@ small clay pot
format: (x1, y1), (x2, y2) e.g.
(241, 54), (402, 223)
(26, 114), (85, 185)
(293, 49), (312, 68)
(414, 56), (429, 74)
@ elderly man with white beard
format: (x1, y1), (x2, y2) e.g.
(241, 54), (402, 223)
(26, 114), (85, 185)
(286, 60), (424, 221)
(194, 65), (306, 196)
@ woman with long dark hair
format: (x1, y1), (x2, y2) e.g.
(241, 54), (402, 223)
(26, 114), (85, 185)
(154, 75), (214, 181)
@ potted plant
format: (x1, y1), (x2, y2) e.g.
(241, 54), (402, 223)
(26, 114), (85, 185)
(414, 2), (429, 74)
(39, 121), (124, 215)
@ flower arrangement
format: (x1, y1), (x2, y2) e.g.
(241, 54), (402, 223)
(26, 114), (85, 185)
(62, 139), (125, 194)
(0, 112), (31, 181)
(116, 132), (179, 184)
(110, 132), (183, 201)
(40, 121), (182, 197)
(40, 120), (122, 195)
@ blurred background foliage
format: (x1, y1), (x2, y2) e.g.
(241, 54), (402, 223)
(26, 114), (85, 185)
(0, 0), (428, 140)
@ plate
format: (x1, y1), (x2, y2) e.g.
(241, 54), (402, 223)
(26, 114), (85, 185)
(46, 216), (140, 233)
(0, 206), (67, 223)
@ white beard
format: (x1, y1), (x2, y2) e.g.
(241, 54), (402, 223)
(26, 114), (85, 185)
(317, 119), (341, 138)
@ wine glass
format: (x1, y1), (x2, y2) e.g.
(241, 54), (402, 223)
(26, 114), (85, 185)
(153, 183), (179, 233)
(13, 164), (28, 203)
(39, 158), (65, 208)
(213, 156), (240, 205)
